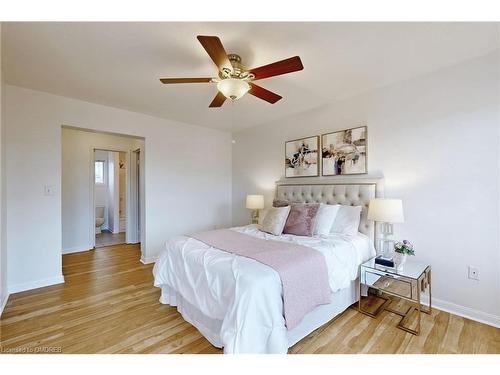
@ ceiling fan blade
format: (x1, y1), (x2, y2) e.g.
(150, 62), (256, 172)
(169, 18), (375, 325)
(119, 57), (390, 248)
(160, 78), (212, 84)
(209, 91), (227, 108)
(248, 83), (282, 104)
(250, 56), (304, 80)
(197, 35), (233, 73)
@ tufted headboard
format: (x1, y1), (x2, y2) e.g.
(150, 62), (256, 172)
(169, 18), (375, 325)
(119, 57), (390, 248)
(275, 178), (383, 241)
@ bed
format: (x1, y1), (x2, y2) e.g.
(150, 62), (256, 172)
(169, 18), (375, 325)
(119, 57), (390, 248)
(153, 179), (381, 353)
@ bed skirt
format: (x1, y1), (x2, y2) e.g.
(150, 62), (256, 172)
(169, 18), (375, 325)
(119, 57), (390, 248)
(159, 279), (360, 353)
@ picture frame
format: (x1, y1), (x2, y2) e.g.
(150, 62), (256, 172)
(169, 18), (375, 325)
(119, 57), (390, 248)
(284, 136), (319, 178)
(321, 126), (367, 176)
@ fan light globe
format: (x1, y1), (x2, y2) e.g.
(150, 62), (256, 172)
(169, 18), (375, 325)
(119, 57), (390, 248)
(217, 78), (250, 100)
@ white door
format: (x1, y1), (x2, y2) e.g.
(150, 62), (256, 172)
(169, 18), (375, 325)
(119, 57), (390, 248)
(126, 149), (140, 244)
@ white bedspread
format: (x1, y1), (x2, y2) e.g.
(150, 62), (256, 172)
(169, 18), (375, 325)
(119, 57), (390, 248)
(153, 225), (375, 353)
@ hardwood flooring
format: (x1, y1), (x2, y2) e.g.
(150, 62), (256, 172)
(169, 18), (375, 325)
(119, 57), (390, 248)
(95, 231), (126, 248)
(1, 244), (499, 354)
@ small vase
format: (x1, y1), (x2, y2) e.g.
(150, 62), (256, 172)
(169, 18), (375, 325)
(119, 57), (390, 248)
(394, 253), (407, 270)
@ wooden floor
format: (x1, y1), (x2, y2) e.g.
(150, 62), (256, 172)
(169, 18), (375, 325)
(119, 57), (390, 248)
(1, 244), (499, 354)
(95, 231), (126, 248)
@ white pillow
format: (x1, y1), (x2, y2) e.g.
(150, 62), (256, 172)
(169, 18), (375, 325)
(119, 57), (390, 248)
(258, 208), (269, 225)
(331, 205), (362, 236)
(313, 204), (341, 235)
(259, 206), (291, 236)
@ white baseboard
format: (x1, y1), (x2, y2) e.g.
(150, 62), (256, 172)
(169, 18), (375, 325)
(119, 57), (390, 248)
(8, 275), (65, 294)
(1, 292), (10, 317)
(422, 295), (500, 328)
(140, 255), (157, 265)
(62, 244), (93, 254)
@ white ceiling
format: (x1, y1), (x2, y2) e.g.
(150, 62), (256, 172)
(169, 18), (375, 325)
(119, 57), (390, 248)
(2, 22), (499, 132)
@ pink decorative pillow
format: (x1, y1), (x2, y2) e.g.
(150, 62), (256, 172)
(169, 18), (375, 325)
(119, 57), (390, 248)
(273, 199), (290, 207)
(283, 203), (320, 237)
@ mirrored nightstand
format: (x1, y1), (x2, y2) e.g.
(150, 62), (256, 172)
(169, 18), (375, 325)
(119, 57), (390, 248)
(359, 258), (431, 335)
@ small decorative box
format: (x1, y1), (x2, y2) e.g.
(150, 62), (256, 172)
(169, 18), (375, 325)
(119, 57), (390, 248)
(374, 255), (395, 268)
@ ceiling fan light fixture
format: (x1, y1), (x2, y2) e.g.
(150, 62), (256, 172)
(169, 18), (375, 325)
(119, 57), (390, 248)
(159, 36), (303, 107)
(217, 78), (250, 100)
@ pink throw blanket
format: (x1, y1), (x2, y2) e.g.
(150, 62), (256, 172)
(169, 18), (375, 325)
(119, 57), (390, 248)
(190, 229), (331, 330)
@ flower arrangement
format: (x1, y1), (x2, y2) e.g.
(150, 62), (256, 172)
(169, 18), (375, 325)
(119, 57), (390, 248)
(394, 240), (415, 256)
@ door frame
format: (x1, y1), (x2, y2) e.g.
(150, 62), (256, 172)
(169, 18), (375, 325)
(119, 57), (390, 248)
(90, 146), (139, 248)
(127, 148), (141, 244)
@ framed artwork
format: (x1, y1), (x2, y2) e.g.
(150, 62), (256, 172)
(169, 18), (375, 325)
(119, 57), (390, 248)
(322, 126), (367, 176)
(285, 136), (319, 178)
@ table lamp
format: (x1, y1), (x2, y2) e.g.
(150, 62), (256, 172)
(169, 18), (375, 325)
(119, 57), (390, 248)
(367, 198), (404, 257)
(246, 195), (264, 224)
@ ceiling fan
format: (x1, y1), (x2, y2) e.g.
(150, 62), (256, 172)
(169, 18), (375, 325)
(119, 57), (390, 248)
(159, 35), (304, 108)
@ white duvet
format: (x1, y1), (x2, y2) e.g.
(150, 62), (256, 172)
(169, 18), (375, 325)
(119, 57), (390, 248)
(153, 225), (375, 353)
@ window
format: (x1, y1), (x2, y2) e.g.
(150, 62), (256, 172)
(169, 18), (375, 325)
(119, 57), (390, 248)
(95, 160), (105, 184)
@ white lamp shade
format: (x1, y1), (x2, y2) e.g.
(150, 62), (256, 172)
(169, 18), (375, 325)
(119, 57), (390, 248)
(367, 198), (404, 223)
(217, 78), (250, 100)
(246, 195), (264, 210)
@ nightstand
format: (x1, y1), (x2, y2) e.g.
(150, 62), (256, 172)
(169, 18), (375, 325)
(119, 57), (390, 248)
(359, 258), (431, 335)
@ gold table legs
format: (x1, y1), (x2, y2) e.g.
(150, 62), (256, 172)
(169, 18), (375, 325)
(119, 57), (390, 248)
(358, 270), (432, 336)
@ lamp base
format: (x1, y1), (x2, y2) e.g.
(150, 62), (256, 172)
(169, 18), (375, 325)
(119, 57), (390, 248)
(251, 210), (259, 225)
(376, 238), (396, 258)
(376, 222), (395, 257)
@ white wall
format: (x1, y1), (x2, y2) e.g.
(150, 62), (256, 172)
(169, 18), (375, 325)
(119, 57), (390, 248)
(232, 51), (500, 326)
(0, 22), (8, 315)
(4, 85), (232, 293)
(108, 151), (121, 234)
(63, 130), (143, 253)
(119, 152), (126, 219)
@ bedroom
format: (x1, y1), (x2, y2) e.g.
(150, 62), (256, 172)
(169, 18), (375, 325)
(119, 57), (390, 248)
(0, 0), (499, 372)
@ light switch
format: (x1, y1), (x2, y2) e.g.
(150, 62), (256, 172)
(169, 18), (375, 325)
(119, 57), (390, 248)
(44, 185), (55, 196)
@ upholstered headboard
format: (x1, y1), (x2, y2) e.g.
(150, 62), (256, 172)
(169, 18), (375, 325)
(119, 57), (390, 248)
(275, 178), (383, 240)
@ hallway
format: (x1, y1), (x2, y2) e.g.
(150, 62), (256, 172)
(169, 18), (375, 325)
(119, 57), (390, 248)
(95, 232), (126, 248)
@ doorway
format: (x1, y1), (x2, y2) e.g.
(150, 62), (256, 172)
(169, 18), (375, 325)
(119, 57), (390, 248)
(94, 150), (128, 247)
(61, 126), (144, 257)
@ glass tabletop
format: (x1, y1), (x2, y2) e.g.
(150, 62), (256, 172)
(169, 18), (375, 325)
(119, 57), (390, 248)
(361, 257), (430, 280)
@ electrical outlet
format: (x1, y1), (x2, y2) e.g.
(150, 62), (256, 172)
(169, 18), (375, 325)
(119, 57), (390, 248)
(468, 266), (480, 281)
